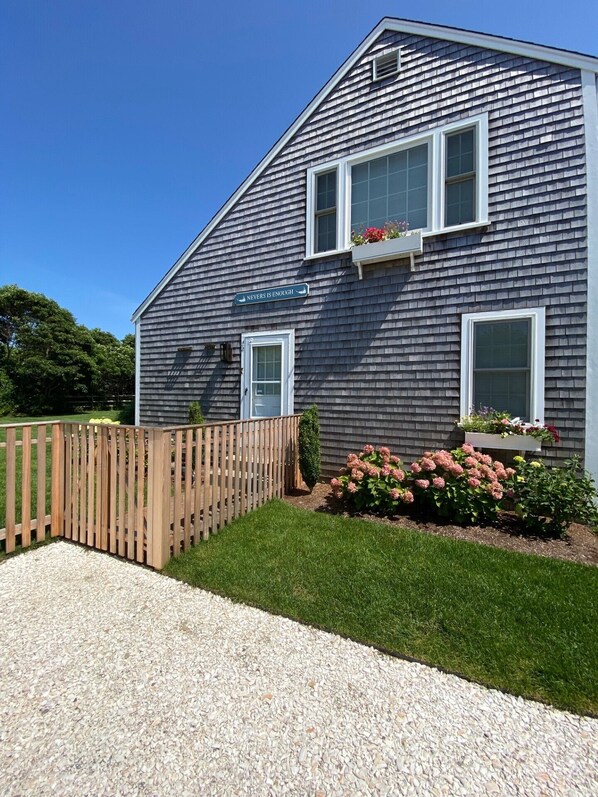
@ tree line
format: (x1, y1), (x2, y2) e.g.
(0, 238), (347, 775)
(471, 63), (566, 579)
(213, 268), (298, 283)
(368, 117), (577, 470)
(0, 285), (134, 415)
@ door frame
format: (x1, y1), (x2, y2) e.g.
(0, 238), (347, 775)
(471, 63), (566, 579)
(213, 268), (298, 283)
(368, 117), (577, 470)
(240, 329), (295, 419)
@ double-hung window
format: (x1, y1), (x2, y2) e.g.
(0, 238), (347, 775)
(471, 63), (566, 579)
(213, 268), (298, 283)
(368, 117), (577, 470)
(305, 114), (488, 257)
(461, 308), (545, 422)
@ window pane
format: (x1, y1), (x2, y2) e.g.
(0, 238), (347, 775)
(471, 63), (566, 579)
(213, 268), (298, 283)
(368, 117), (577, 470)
(316, 171), (336, 211)
(316, 212), (337, 252)
(473, 371), (530, 419)
(446, 128), (475, 178)
(252, 345), (282, 417)
(474, 320), (530, 369)
(350, 143), (428, 232)
(445, 178), (475, 226)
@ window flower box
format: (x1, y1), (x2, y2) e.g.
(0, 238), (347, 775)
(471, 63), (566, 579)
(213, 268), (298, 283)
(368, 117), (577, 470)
(464, 431), (541, 452)
(352, 230), (422, 278)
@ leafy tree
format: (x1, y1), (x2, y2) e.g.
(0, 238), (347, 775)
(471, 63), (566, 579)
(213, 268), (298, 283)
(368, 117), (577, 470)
(0, 285), (134, 415)
(89, 328), (135, 406)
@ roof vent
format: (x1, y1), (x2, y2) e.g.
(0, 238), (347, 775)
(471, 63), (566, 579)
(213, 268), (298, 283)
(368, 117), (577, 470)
(372, 50), (401, 81)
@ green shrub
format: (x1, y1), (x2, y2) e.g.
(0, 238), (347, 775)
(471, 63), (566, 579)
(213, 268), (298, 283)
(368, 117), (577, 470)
(298, 404), (320, 490)
(509, 456), (598, 537)
(117, 400), (135, 425)
(332, 445), (411, 513)
(188, 401), (205, 426)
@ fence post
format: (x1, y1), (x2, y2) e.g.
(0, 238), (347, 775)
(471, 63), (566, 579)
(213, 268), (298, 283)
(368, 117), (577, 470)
(51, 423), (65, 537)
(147, 428), (171, 569)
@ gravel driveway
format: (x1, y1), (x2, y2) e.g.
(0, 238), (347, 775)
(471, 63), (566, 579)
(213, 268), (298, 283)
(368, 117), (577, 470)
(1, 542), (596, 797)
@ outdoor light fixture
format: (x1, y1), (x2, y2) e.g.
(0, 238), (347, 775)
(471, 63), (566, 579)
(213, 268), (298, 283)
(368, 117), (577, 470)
(177, 345), (193, 353)
(221, 342), (233, 363)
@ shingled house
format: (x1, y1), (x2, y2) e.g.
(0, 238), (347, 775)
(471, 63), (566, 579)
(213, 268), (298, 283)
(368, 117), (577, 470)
(132, 18), (598, 479)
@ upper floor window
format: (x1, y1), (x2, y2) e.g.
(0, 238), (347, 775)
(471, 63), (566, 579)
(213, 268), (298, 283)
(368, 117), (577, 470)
(305, 114), (488, 258)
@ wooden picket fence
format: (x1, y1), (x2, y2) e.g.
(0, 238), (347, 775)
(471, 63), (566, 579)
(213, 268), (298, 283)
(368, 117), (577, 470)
(0, 415), (301, 568)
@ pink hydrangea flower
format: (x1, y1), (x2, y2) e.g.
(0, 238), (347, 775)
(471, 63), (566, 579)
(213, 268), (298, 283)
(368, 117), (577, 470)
(347, 481), (357, 493)
(381, 466), (391, 477)
(481, 454), (493, 466)
(415, 479), (430, 489)
(330, 478), (341, 488)
(464, 456), (478, 468)
(392, 469), (405, 482)
(390, 455), (400, 464)
(421, 457), (437, 472)
(410, 462), (422, 474)
(402, 490), (414, 504)
(432, 477), (446, 489)
(389, 488), (401, 500)
(379, 446), (391, 458)
(354, 471), (364, 481)
(505, 467), (516, 478)
(449, 464), (464, 476)
(363, 444), (375, 454)
(495, 469), (507, 481)
(335, 490), (343, 499)
(468, 477), (481, 488)
(474, 451), (484, 462)
(461, 443), (475, 454)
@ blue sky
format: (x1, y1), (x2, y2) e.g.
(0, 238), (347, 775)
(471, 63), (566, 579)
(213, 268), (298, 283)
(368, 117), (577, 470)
(2, 0), (597, 338)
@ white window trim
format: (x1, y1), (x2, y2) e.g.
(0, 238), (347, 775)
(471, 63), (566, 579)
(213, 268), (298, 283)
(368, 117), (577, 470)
(460, 307), (545, 423)
(240, 329), (295, 419)
(305, 113), (488, 259)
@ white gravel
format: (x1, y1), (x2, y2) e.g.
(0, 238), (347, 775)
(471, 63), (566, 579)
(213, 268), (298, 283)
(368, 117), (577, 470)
(0, 542), (596, 797)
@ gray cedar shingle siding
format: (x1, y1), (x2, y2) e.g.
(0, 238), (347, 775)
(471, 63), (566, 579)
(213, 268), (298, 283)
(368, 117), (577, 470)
(139, 31), (588, 476)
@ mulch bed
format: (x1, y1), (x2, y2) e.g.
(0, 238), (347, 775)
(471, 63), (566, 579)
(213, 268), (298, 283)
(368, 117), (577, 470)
(284, 483), (598, 566)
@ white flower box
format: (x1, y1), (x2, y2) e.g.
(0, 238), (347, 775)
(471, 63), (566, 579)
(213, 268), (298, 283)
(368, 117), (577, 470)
(351, 231), (423, 278)
(464, 431), (541, 452)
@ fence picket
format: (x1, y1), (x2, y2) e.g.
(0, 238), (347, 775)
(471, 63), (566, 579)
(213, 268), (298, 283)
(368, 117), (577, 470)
(184, 429), (192, 551)
(71, 426), (80, 542)
(109, 427), (117, 553)
(136, 430), (146, 563)
(203, 425), (212, 540)
(36, 425), (47, 542)
(21, 425), (32, 548)
(117, 428), (126, 557)
(126, 427), (135, 558)
(5, 428), (16, 553)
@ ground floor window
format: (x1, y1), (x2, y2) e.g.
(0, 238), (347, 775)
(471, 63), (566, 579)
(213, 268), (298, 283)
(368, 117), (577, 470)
(240, 330), (294, 419)
(460, 308), (545, 421)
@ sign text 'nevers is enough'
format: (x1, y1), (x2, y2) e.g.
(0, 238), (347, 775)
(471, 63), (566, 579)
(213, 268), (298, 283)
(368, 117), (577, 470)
(233, 283), (309, 306)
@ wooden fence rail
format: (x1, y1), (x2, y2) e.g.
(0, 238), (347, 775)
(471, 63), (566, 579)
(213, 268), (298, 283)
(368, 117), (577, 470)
(1, 414), (301, 567)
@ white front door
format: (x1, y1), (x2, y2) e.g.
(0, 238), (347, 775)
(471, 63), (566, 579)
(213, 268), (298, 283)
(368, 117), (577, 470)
(241, 330), (294, 419)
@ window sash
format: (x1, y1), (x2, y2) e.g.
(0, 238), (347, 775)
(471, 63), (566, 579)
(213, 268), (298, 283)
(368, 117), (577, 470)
(460, 308), (545, 424)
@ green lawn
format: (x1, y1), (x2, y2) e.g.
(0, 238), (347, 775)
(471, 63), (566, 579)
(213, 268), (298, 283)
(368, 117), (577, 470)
(164, 499), (598, 716)
(0, 411), (121, 548)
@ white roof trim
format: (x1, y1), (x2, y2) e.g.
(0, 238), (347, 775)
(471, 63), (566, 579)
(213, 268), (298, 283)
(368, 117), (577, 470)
(132, 17), (598, 321)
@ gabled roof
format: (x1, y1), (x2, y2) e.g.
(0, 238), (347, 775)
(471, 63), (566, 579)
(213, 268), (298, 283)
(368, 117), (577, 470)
(132, 17), (598, 322)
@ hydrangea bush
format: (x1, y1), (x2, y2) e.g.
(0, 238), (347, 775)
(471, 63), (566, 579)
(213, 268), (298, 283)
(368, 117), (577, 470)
(332, 443), (515, 525)
(332, 445), (412, 514)
(409, 444), (515, 525)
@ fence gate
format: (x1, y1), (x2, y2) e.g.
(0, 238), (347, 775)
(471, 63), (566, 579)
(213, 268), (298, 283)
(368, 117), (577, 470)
(61, 424), (150, 564)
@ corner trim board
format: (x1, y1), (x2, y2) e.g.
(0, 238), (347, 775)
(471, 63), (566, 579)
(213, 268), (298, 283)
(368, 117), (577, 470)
(582, 70), (598, 482)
